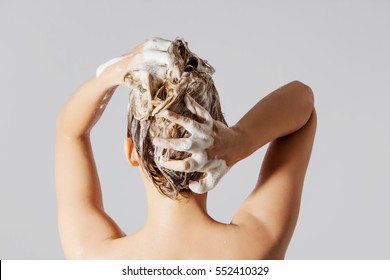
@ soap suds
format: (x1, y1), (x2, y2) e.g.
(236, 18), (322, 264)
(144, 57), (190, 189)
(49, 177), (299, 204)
(126, 38), (227, 198)
(143, 37), (171, 51)
(154, 96), (230, 193)
(96, 56), (124, 77)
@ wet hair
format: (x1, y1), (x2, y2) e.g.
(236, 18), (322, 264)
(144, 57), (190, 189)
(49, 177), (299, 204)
(126, 38), (227, 199)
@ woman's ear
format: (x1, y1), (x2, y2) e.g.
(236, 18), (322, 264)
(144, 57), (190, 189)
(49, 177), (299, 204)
(124, 138), (139, 166)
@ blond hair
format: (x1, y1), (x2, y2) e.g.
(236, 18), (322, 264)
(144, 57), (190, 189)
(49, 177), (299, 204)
(126, 38), (227, 199)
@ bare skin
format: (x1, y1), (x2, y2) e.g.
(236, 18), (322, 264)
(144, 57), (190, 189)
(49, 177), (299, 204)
(55, 38), (316, 259)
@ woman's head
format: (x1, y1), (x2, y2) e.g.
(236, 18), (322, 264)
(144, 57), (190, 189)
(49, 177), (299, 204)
(126, 38), (227, 199)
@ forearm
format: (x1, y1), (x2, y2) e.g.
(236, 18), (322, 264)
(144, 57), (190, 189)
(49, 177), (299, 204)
(232, 80), (314, 164)
(55, 39), (176, 256)
(56, 75), (118, 138)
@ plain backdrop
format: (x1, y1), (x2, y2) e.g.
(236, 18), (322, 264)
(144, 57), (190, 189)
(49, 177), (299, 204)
(0, 0), (389, 259)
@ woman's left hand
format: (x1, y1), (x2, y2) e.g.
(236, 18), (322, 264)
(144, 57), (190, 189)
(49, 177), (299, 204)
(95, 37), (179, 87)
(153, 95), (236, 193)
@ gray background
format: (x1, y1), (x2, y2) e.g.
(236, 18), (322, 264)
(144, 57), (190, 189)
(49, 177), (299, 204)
(0, 0), (389, 259)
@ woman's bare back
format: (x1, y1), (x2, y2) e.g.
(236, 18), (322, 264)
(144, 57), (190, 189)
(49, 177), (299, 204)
(100, 218), (281, 259)
(55, 37), (316, 259)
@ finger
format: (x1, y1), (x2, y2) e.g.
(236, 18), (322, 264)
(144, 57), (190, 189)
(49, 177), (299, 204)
(159, 157), (199, 172)
(159, 110), (202, 134)
(188, 176), (214, 194)
(130, 50), (172, 71)
(168, 67), (181, 83)
(184, 95), (196, 115)
(185, 95), (213, 125)
(143, 37), (171, 51)
(153, 137), (193, 152)
(189, 172), (219, 194)
(189, 159), (231, 193)
(143, 50), (171, 66)
(123, 70), (149, 89)
(188, 180), (206, 194)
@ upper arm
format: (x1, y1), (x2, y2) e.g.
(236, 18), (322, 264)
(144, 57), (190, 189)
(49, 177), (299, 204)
(233, 108), (317, 256)
(55, 132), (124, 259)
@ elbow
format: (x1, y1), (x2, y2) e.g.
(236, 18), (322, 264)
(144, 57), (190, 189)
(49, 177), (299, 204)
(291, 80), (315, 115)
(290, 80), (314, 106)
(289, 80), (315, 126)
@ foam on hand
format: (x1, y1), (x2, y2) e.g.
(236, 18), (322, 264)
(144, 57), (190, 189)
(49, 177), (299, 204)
(125, 37), (228, 196)
(96, 56), (125, 78)
(153, 96), (230, 193)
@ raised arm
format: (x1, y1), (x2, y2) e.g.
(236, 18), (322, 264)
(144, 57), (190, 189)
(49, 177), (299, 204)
(155, 81), (314, 188)
(230, 81), (316, 258)
(155, 80), (316, 258)
(228, 80), (314, 164)
(55, 38), (172, 258)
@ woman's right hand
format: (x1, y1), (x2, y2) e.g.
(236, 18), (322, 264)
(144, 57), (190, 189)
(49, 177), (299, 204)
(95, 37), (179, 87)
(153, 95), (241, 193)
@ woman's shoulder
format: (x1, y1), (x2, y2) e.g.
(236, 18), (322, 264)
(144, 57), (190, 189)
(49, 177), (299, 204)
(97, 220), (282, 259)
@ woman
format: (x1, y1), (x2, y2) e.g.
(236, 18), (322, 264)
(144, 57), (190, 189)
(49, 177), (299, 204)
(55, 37), (316, 259)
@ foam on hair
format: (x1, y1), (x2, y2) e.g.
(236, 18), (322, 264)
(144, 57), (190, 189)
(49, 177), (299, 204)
(125, 38), (227, 199)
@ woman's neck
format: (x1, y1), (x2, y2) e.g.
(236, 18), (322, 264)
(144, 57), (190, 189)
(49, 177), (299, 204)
(139, 168), (212, 229)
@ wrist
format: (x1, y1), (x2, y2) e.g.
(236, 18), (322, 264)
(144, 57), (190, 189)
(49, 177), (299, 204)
(94, 71), (120, 89)
(228, 123), (251, 165)
(95, 56), (128, 88)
